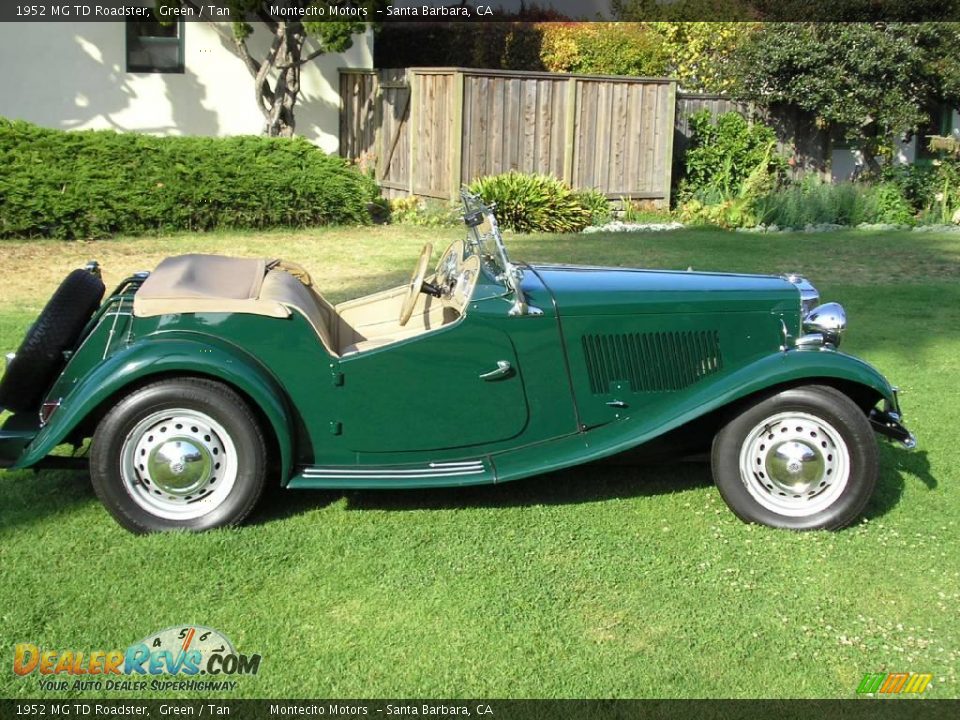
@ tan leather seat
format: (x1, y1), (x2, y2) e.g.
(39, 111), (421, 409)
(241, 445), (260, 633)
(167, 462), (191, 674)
(134, 254), (453, 357)
(259, 269), (341, 356)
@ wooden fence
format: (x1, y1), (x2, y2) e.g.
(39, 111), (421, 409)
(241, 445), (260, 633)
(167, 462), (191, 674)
(340, 67), (678, 206)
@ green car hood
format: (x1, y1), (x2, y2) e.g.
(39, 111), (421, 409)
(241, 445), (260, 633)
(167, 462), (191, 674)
(524, 264), (800, 316)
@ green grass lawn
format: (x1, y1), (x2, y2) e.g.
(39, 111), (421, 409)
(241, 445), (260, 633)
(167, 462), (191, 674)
(1, 225), (958, 699)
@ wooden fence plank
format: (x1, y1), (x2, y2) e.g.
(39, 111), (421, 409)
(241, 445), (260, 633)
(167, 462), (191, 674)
(562, 77), (577, 184)
(450, 71), (464, 198)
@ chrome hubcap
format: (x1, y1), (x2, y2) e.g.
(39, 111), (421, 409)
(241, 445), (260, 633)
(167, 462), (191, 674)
(739, 411), (850, 517)
(146, 438), (212, 496)
(120, 410), (237, 520)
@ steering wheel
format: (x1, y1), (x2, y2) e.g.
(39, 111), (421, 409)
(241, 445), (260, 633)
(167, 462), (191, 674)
(399, 243), (434, 326)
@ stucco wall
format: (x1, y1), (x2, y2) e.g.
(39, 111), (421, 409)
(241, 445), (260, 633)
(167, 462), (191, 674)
(0, 22), (373, 153)
(831, 110), (960, 182)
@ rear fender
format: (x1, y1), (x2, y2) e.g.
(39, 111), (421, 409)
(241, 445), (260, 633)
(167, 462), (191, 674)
(12, 336), (295, 480)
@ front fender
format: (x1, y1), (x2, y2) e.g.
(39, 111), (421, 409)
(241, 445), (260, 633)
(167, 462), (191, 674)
(709, 348), (898, 413)
(630, 347), (900, 451)
(610, 347), (899, 449)
(491, 348), (902, 483)
(13, 336), (295, 480)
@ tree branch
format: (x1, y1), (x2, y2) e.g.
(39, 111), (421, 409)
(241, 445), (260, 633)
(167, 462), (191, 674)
(276, 43), (327, 70)
(234, 34), (262, 78)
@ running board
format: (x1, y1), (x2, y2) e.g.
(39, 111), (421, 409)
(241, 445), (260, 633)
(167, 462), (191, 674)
(287, 459), (495, 489)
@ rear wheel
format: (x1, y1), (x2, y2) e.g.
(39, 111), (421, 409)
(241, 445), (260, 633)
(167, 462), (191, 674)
(90, 378), (267, 533)
(711, 385), (878, 530)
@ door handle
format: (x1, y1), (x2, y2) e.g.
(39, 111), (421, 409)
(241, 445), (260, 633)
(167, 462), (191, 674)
(479, 360), (513, 381)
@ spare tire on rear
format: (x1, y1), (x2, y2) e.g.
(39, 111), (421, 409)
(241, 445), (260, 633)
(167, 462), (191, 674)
(0, 269), (105, 413)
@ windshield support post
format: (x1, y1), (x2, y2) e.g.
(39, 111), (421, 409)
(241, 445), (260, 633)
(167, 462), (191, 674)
(461, 190), (543, 318)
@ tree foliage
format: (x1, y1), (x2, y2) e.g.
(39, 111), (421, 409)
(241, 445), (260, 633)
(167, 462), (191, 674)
(647, 22), (756, 93)
(539, 23), (669, 76)
(728, 22), (960, 167)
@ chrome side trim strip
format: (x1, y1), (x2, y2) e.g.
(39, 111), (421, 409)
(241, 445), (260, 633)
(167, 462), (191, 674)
(301, 460), (487, 480)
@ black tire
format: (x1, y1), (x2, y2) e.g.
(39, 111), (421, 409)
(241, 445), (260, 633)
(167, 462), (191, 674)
(0, 269), (105, 412)
(711, 385), (878, 530)
(89, 378), (268, 533)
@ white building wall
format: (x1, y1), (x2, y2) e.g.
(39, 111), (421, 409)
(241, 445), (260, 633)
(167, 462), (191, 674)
(0, 22), (373, 153)
(831, 110), (960, 181)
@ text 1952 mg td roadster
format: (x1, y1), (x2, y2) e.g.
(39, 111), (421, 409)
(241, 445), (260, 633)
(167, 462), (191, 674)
(0, 193), (915, 533)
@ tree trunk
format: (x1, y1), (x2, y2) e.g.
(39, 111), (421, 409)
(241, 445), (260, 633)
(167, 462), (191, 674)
(238, 21), (306, 138)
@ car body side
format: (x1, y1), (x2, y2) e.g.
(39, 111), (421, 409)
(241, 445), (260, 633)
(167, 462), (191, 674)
(4, 262), (901, 488)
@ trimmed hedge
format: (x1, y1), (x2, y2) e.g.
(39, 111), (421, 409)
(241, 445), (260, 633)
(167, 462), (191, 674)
(0, 120), (379, 239)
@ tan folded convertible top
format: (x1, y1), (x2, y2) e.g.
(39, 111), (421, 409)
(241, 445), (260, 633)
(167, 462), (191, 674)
(133, 254), (291, 319)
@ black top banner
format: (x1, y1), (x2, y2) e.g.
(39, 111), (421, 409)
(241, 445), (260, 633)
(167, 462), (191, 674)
(2, 0), (960, 23)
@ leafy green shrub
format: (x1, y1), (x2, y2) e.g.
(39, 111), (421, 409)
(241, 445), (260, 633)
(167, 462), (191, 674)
(388, 197), (461, 227)
(0, 119), (379, 239)
(575, 189), (613, 226)
(468, 172), (591, 233)
(882, 164), (938, 214)
(679, 110), (787, 203)
(872, 182), (914, 224)
(923, 156), (960, 224)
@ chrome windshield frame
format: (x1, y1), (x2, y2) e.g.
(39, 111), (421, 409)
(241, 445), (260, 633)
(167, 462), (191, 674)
(460, 190), (542, 317)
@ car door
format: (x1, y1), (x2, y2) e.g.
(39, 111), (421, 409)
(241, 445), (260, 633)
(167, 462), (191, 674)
(333, 317), (529, 453)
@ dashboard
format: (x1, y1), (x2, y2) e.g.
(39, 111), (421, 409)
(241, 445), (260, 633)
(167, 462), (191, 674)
(433, 240), (480, 315)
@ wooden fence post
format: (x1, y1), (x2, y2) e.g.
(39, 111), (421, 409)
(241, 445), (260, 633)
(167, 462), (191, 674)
(663, 80), (677, 208)
(450, 71), (465, 200)
(562, 77), (577, 185)
(408, 70), (417, 196)
(373, 71), (383, 183)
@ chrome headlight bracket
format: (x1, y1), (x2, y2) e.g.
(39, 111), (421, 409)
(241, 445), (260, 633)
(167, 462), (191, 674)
(784, 273), (820, 316)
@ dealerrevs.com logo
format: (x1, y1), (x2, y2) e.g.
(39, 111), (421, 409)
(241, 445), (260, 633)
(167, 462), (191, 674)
(14, 626), (261, 692)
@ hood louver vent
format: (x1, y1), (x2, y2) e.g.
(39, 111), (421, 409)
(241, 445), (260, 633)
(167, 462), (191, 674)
(582, 331), (722, 394)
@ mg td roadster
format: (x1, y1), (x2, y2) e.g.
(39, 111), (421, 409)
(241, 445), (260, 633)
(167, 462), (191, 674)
(0, 193), (915, 533)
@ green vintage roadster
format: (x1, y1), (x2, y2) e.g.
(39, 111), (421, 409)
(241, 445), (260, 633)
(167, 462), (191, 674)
(0, 193), (915, 533)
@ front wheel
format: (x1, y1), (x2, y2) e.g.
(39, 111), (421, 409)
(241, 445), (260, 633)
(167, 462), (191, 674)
(90, 378), (267, 533)
(711, 385), (878, 530)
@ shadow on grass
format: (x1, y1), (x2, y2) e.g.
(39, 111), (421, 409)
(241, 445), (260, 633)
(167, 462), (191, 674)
(0, 445), (928, 532)
(864, 447), (936, 521)
(0, 468), (96, 533)
(252, 456), (711, 525)
(251, 444), (927, 527)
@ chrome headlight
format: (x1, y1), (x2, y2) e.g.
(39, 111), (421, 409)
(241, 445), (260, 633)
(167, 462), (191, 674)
(803, 302), (846, 347)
